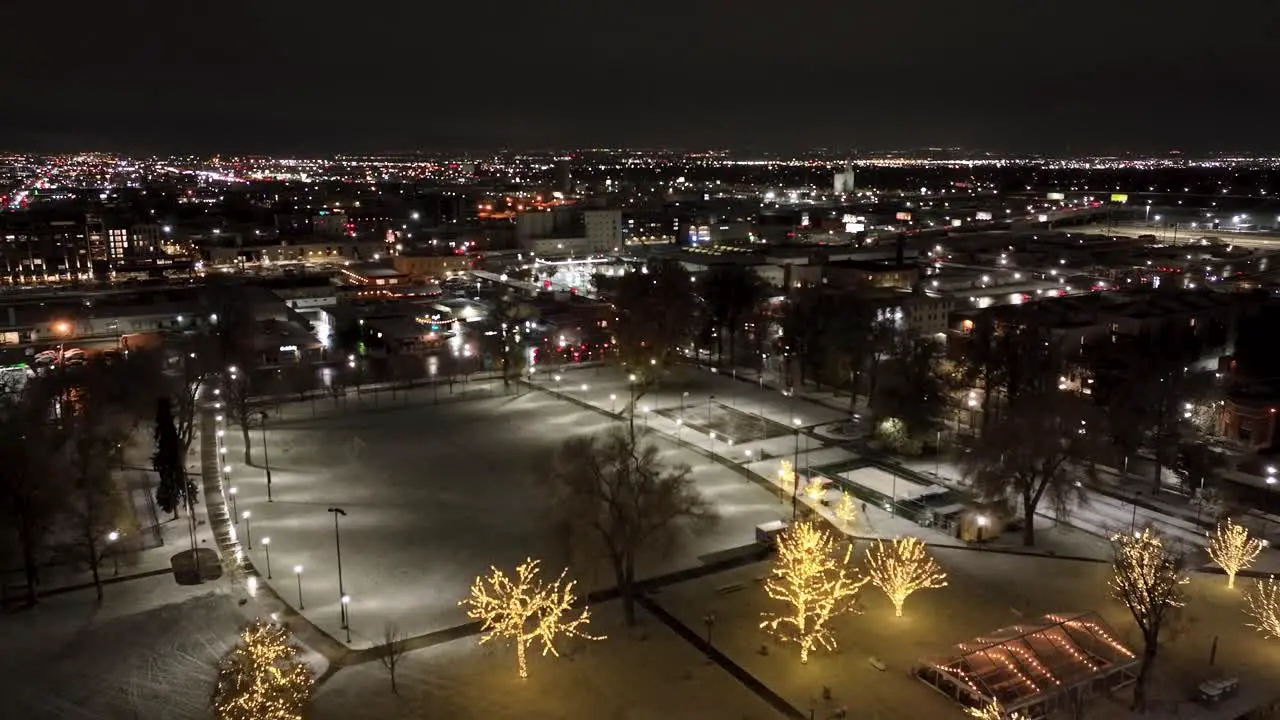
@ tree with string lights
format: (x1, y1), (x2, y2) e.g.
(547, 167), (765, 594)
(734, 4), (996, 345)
(778, 459), (796, 495)
(1245, 575), (1280, 640)
(460, 558), (602, 679)
(966, 700), (1027, 720)
(864, 537), (947, 617)
(759, 521), (867, 663)
(212, 620), (314, 720)
(1206, 519), (1263, 589)
(1109, 529), (1189, 711)
(834, 490), (858, 529)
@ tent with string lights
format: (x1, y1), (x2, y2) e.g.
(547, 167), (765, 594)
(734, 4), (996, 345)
(913, 611), (1140, 719)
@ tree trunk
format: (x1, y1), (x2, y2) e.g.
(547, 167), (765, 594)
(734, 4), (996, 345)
(89, 537), (103, 603)
(618, 555), (638, 626)
(18, 515), (38, 607)
(241, 423), (253, 466)
(1132, 641), (1158, 711)
(1022, 490), (1037, 546)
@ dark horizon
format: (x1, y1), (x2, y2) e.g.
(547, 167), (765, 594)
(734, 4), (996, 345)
(2, 1), (1277, 156)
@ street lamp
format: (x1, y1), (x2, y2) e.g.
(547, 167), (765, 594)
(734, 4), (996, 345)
(228, 486), (239, 523)
(328, 507), (348, 627)
(259, 411), (273, 502)
(681, 391), (689, 421)
(294, 565), (305, 609)
(709, 431), (716, 456)
(642, 405), (651, 427)
(791, 418), (803, 520)
(261, 537), (272, 579)
(1267, 467), (1277, 537)
(976, 515), (988, 544)
(106, 530), (120, 576)
(242, 511), (252, 549)
(675, 417), (683, 443)
(706, 395), (715, 425)
(554, 374), (562, 391)
(609, 393), (617, 413)
(341, 595), (352, 643)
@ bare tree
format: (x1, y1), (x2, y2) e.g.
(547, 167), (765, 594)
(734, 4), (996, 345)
(546, 425), (717, 625)
(0, 381), (65, 605)
(57, 361), (133, 602)
(1109, 529), (1189, 712)
(377, 622), (409, 695)
(961, 391), (1099, 546)
(611, 259), (697, 406)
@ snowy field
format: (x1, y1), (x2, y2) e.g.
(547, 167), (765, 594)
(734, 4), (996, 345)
(655, 547), (1280, 719)
(838, 466), (947, 503)
(314, 600), (782, 720)
(0, 576), (243, 720)
(225, 389), (790, 647)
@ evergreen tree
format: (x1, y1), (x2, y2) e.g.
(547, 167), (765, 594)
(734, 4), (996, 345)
(153, 397), (188, 519)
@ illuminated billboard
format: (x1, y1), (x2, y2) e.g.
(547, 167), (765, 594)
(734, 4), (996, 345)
(1047, 192), (1065, 201)
(1110, 193), (1129, 203)
(895, 211), (912, 221)
(1037, 214), (1049, 222)
(975, 211), (993, 221)
(951, 219), (962, 227)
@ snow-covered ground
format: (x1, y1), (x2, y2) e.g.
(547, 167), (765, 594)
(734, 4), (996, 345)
(654, 548), (1280, 719)
(223, 388), (791, 648)
(313, 600), (782, 720)
(0, 575), (243, 720)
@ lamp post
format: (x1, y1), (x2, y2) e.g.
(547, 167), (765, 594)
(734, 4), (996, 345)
(107, 530), (120, 576)
(328, 507), (348, 627)
(554, 374), (562, 391)
(707, 395), (715, 426)
(709, 431), (716, 457)
(242, 511), (252, 550)
(294, 565), (305, 609)
(229, 486), (238, 523)
(259, 411), (273, 502)
(681, 391), (689, 422)
(976, 515), (988, 544)
(676, 417), (683, 443)
(1267, 467), (1277, 537)
(643, 405), (651, 428)
(791, 417), (802, 520)
(609, 393), (617, 414)
(1129, 491), (1142, 534)
(261, 537), (272, 579)
(341, 595), (352, 643)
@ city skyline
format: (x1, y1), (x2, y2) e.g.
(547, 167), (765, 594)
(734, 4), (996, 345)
(2, 1), (1277, 155)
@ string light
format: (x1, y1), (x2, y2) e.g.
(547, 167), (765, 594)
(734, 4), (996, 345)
(834, 490), (857, 529)
(1245, 575), (1280, 640)
(1109, 529), (1189, 629)
(803, 478), (825, 501)
(212, 620), (313, 720)
(460, 558), (602, 679)
(777, 459), (796, 494)
(759, 521), (867, 663)
(864, 537), (948, 618)
(1206, 519), (1263, 589)
(966, 700), (1028, 720)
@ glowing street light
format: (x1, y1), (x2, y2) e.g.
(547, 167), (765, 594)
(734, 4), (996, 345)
(294, 565), (305, 609)
(609, 393), (617, 413)
(341, 595), (352, 643)
(229, 486), (238, 522)
(261, 537), (273, 579)
(242, 511), (253, 549)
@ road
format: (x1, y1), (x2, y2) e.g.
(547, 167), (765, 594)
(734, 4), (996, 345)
(1076, 223), (1280, 249)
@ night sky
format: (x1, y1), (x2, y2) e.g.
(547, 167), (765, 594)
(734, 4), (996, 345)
(3, 1), (1276, 154)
